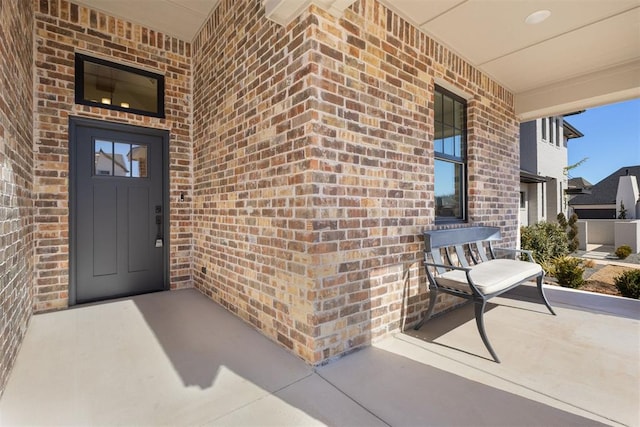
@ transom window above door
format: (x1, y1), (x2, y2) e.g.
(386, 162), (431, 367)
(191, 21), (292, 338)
(75, 53), (165, 118)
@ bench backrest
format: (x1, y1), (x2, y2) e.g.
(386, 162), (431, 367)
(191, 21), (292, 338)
(423, 227), (501, 273)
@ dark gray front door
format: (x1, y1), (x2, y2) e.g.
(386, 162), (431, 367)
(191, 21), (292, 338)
(70, 118), (168, 304)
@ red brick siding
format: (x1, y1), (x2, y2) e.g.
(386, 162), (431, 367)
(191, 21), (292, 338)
(0, 0), (35, 395)
(306, 0), (519, 360)
(32, 0), (193, 311)
(24, 0), (519, 366)
(191, 0), (518, 364)
(192, 0), (320, 362)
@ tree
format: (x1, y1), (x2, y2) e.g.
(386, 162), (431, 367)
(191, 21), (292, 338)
(567, 213), (579, 252)
(563, 157), (589, 178)
(618, 202), (627, 219)
(557, 212), (579, 252)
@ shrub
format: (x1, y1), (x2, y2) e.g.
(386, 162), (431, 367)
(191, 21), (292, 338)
(582, 259), (596, 269)
(540, 259), (556, 277)
(556, 213), (579, 253)
(556, 213), (568, 229)
(553, 257), (585, 288)
(567, 213), (579, 253)
(520, 221), (569, 264)
(615, 245), (632, 259)
(614, 269), (640, 299)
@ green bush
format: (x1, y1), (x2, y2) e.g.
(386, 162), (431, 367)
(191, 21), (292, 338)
(556, 213), (568, 229)
(615, 245), (632, 259)
(553, 257), (585, 288)
(556, 213), (579, 253)
(540, 259), (556, 277)
(520, 221), (569, 264)
(614, 269), (640, 299)
(567, 213), (579, 253)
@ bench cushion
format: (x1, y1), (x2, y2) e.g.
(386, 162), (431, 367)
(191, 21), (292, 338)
(435, 259), (543, 296)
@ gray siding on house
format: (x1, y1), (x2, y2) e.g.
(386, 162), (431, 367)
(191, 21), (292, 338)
(519, 120), (538, 174)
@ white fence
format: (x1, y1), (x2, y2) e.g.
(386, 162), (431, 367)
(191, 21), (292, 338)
(577, 219), (640, 253)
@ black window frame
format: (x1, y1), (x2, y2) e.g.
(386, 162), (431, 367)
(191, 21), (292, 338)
(434, 85), (468, 224)
(75, 53), (165, 118)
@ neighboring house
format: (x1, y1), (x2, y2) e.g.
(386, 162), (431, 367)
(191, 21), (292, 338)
(565, 176), (592, 205)
(569, 166), (640, 219)
(95, 150), (129, 176)
(567, 177), (593, 193)
(519, 115), (584, 227)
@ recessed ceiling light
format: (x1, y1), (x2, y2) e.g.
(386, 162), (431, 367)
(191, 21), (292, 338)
(525, 10), (551, 25)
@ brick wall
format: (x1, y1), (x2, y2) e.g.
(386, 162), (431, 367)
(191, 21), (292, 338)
(192, 0), (519, 364)
(192, 0), (320, 362)
(0, 0), (35, 395)
(33, 0), (193, 311)
(308, 0), (519, 361)
(1, 0), (521, 391)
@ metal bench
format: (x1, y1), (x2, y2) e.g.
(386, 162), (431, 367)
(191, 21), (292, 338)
(414, 226), (556, 362)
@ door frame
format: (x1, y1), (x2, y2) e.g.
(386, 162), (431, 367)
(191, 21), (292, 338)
(68, 116), (170, 305)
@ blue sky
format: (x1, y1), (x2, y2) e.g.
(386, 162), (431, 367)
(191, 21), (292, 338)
(566, 98), (640, 185)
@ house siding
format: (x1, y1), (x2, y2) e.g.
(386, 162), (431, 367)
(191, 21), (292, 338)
(520, 116), (570, 225)
(32, 0), (193, 311)
(519, 120), (537, 174)
(0, 0), (35, 395)
(192, 0), (519, 363)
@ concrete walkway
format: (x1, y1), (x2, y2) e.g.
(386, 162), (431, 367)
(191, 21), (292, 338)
(577, 244), (640, 268)
(1, 287), (638, 426)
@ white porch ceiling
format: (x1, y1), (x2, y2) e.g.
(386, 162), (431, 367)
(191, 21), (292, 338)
(72, 0), (640, 121)
(72, 0), (219, 41)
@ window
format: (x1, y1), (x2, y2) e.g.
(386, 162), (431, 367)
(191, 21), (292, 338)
(434, 86), (467, 222)
(75, 53), (165, 118)
(520, 192), (526, 209)
(94, 140), (148, 178)
(541, 118), (547, 141)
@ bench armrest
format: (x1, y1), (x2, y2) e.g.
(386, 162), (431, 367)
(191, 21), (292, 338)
(493, 248), (535, 262)
(423, 260), (472, 273)
(423, 260), (482, 296)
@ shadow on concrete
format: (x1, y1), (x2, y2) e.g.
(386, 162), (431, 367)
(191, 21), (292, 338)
(406, 300), (499, 361)
(132, 289), (310, 390)
(318, 346), (608, 426)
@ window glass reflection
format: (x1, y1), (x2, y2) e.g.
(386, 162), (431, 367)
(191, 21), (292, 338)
(435, 159), (462, 218)
(434, 92), (443, 124)
(443, 96), (454, 126)
(435, 122), (444, 153)
(94, 140), (147, 178)
(113, 142), (131, 177)
(454, 102), (463, 129)
(95, 140), (114, 176)
(129, 145), (148, 178)
(444, 126), (455, 156)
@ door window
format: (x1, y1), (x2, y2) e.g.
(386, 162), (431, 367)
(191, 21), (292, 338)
(94, 140), (148, 178)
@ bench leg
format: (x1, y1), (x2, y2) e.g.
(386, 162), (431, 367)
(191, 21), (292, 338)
(474, 299), (500, 363)
(414, 287), (438, 330)
(536, 274), (556, 315)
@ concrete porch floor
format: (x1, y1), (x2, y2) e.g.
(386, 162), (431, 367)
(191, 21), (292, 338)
(0, 287), (638, 426)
